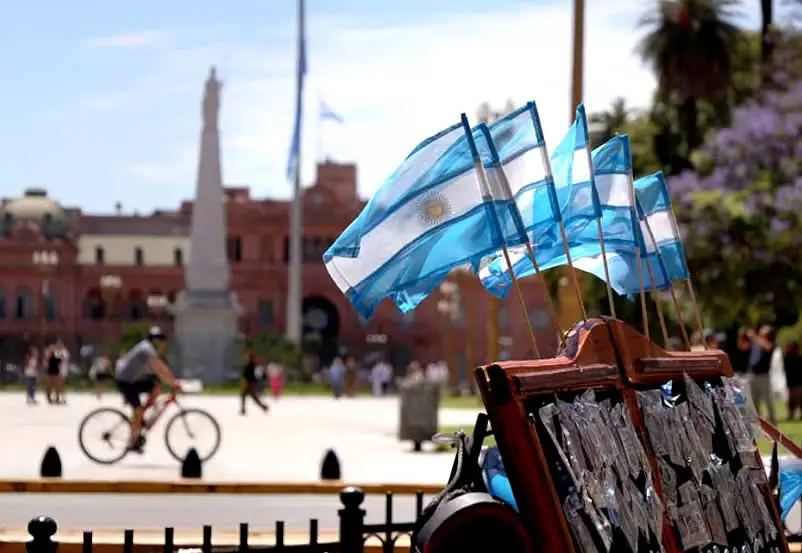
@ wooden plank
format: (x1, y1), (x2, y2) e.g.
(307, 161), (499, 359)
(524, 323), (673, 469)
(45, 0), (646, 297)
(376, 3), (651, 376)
(0, 479), (442, 495)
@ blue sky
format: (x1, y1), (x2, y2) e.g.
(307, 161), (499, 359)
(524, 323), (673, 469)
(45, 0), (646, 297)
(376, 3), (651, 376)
(0, 0), (767, 214)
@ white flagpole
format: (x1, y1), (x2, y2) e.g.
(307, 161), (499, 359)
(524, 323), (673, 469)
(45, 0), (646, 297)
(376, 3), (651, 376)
(286, 0), (305, 346)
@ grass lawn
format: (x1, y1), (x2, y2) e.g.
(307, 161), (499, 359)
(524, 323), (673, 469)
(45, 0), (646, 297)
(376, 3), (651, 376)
(439, 400), (802, 457)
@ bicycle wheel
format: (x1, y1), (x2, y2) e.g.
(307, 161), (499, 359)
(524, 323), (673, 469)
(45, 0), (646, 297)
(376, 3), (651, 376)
(78, 407), (131, 465)
(164, 408), (222, 463)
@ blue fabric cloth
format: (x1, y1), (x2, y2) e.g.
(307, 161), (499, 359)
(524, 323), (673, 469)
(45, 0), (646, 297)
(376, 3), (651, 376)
(482, 446), (518, 511)
(323, 122), (520, 318)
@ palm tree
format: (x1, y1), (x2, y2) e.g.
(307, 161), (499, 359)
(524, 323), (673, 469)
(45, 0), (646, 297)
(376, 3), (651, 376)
(637, 0), (744, 151)
(589, 98), (631, 147)
(761, 0), (773, 84)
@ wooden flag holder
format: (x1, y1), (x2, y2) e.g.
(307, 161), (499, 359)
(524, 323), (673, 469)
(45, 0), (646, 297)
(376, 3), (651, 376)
(475, 316), (789, 553)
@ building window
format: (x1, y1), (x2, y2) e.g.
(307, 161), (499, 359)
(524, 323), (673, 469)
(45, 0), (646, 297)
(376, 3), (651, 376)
(0, 287), (5, 319)
(15, 288), (32, 320)
(84, 289), (104, 320)
(45, 292), (56, 322)
(174, 248), (183, 266)
(127, 290), (144, 321)
(258, 300), (274, 328)
(134, 247), (144, 266)
(95, 247), (105, 265)
(283, 237), (289, 263)
(227, 236), (242, 263)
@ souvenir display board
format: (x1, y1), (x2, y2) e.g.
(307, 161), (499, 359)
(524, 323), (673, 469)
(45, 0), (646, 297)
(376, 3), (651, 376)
(475, 317), (788, 553)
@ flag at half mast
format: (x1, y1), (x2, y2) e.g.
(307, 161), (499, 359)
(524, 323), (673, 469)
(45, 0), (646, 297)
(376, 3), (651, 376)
(323, 122), (522, 319)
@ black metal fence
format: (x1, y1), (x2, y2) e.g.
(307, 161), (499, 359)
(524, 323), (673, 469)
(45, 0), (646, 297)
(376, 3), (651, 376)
(24, 487), (424, 553)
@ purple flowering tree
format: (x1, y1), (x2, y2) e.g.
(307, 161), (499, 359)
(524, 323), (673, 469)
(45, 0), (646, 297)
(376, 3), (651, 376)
(670, 48), (802, 326)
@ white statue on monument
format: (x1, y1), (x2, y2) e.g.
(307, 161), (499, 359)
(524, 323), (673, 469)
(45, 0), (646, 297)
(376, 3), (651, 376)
(203, 67), (222, 128)
(174, 65), (241, 383)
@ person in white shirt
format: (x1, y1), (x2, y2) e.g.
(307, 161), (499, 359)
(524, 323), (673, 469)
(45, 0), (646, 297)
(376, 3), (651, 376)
(370, 360), (392, 396)
(23, 346), (40, 405)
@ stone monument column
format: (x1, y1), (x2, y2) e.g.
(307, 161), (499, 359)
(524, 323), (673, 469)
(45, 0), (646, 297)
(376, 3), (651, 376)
(173, 67), (242, 383)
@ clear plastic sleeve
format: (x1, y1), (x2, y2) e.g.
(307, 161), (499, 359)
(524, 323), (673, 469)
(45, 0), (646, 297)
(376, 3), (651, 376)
(563, 493), (600, 553)
(700, 484), (728, 546)
(675, 500), (713, 551)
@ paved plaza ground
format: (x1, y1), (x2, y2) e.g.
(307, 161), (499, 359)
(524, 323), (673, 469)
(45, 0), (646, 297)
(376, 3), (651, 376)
(1, 391), (799, 534)
(0, 391), (479, 484)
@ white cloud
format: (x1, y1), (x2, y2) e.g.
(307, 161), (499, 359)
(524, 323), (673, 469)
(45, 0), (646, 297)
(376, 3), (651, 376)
(219, 0), (658, 200)
(112, 0), (762, 204)
(84, 30), (167, 49)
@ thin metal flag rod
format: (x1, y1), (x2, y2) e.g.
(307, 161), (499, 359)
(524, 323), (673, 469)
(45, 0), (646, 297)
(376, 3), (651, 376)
(583, 134), (616, 320)
(535, 131), (587, 323)
(462, 116), (541, 358)
(477, 121), (565, 349)
(627, 170), (650, 343)
(643, 258), (670, 349)
(685, 278), (707, 348)
(638, 204), (692, 350)
(668, 286), (691, 349)
(286, 0), (306, 345)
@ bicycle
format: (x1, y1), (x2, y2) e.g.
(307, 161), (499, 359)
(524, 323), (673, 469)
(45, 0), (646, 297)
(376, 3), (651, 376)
(77, 390), (222, 465)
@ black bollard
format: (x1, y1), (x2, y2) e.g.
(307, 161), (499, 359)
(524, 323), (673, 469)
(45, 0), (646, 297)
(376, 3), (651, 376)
(26, 516), (58, 553)
(338, 487), (365, 553)
(320, 449), (341, 481)
(181, 448), (202, 479)
(40, 447), (62, 478)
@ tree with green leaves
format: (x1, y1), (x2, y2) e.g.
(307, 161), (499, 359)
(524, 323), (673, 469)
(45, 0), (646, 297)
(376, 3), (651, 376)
(637, 0), (745, 158)
(589, 97), (633, 148)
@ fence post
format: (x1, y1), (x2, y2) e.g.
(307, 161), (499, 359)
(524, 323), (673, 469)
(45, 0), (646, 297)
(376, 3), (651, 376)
(26, 517), (58, 553)
(338, 487), (365, 553)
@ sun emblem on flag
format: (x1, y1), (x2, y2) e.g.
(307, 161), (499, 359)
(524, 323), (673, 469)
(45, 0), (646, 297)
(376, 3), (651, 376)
(417, 192), (452, 226)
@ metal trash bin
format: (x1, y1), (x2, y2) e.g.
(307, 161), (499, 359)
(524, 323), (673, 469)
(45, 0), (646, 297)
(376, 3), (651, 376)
(399, 380), (440, 451)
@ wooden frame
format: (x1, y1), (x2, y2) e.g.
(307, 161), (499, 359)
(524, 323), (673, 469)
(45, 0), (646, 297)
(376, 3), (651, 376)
(475, 317), (789, 553)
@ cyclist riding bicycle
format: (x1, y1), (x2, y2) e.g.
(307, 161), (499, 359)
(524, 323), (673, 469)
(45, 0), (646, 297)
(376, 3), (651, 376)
(115, 326), (181, 453)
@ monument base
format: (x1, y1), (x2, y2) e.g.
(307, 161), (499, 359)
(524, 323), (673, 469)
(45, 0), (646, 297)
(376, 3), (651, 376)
(173, 289), (242, 383)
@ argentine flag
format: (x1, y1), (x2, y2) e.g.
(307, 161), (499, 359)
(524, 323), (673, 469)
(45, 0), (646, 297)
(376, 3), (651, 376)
(635, 170), (689, 283)
(323, 122), (517, 318)
(464, 104), (559, 260)
(573, 171), (685, 294)
(479, 106), (614, 297)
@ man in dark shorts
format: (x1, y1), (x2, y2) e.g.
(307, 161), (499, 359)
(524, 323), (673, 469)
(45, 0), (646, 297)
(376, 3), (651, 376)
(115, 326), (181, 452)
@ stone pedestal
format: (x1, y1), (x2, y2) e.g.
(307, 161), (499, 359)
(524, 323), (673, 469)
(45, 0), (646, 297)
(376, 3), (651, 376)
(173, 290), (241, 383)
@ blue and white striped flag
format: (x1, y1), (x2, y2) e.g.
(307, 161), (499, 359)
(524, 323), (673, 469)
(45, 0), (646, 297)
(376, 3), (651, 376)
(635, 170), (689, 283)
(465, 103), (559, 263)
(574, 171), (685, 294)
(479, 105), (610, 297)
(320, 100), (344, 123)
(323, 123), (519, 318)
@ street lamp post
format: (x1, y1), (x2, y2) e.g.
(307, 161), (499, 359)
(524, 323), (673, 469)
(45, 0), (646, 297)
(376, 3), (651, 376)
(99, 275), (122, 343)
(32, 251), (59, 346)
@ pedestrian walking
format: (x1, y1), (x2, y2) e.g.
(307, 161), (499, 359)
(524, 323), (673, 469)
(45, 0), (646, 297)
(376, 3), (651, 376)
(23, 346), (39, 405)
(746, 325), (777, 424)
(240, 351), (268, 415)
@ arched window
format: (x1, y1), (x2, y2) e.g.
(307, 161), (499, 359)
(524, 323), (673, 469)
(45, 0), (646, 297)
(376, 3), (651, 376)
(84, 288), (104, 320)
(45, 290), (57, 321)
(15, 288), (32, 319)
(128, 289), (144, 321)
